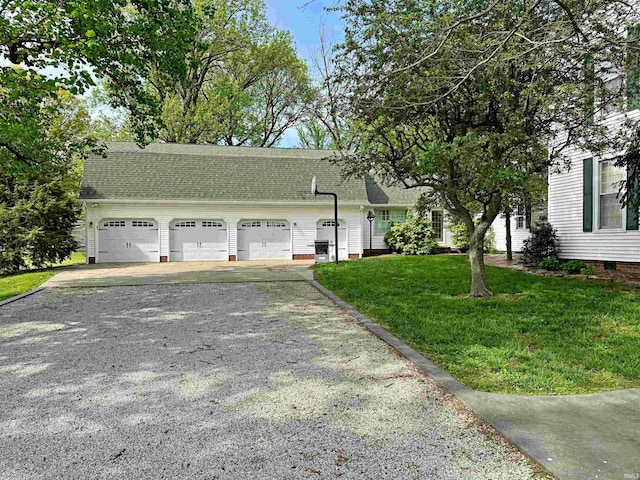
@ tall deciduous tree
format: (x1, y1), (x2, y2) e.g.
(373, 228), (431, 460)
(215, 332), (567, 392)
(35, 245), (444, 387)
(334, 0), (640, 296)
(1, 0), (197, 171)
(154, 0), (312, 147)
(300, 28), (357, 151)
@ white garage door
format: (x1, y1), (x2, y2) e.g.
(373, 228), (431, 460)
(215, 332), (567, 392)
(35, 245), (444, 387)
(97, 219), (159, 263)
(237, 220), (291, 260)
(170, 220), (228, 261)
(317, 219), (348, 260)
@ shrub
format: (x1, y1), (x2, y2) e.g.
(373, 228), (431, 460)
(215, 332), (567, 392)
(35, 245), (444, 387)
(384, 209), (439, 255)
(0, 165), (80, 274)
(538, 257), (561, 271)
(562, 260), (587, 275)
(521, 217), (558, 266)
(581, 264), (597, 276)
(450, 222), (495, 253)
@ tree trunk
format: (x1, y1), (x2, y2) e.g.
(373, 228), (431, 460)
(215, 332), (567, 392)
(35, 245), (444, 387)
(505, 211), (513, 261)
(468, 227), (492, 298)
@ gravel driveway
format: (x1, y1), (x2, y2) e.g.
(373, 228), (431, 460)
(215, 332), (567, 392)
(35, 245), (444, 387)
(0, 282), (539, 479)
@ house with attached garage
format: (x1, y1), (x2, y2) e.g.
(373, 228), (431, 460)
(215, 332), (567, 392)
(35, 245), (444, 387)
(79, 142), (453, 264)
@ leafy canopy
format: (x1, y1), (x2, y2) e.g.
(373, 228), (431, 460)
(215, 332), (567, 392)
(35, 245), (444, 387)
(334, 0), (640, 296)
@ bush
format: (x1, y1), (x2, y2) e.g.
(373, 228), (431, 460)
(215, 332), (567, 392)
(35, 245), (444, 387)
(521, 217), (558, 266)
(384, 209), (439, 255)
(581, 264), (597, 276)
(538, 257), (561, 271)
(562, 260), (587, 275)
(0, 165), (80, 274)
(450, 222), (495, 253)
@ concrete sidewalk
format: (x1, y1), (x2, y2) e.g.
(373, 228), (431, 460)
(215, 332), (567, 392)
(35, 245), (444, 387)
(44, 260), (314, 288)
(312, 280), (640, 480)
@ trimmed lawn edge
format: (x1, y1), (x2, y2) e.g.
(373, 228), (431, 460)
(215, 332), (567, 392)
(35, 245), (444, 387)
(0, 287), (45, 308)
(307, 278), (555, 480)
(313, 255), (640, 395)
(308, 279), (469, 395)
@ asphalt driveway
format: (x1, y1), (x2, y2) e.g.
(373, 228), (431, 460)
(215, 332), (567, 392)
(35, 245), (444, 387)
(0, 282), (539, 479)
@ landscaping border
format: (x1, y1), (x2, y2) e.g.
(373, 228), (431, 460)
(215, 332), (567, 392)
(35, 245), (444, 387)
(307, 278), (554, 479)
(0, 287), (45, 308)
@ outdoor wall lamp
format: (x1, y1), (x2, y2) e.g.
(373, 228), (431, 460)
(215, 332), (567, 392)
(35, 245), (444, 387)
(366, 210), (375, 256)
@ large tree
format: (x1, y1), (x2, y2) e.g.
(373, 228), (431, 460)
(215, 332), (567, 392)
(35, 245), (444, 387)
(299, 28), (357, 151)
(334, 0), (640, 296)
(154, 0), (313, 146)
(1, 0), (197, 171)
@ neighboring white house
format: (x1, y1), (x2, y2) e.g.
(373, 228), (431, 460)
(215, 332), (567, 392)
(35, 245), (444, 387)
(79, 142), (452, 264)
(492, 213), (531, 253)
(548, 91), (640, 275)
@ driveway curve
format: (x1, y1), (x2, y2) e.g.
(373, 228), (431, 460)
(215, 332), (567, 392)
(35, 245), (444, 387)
(0, 282), (539, 479)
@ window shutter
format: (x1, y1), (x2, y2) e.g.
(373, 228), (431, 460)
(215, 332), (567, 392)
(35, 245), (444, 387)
(583, 158), (593, 232)
(627, 25), (640, 111)
(627, 163), (639, 230)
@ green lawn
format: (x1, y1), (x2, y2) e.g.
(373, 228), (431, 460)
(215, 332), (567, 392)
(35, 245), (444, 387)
(0, 251), (86, 302)
(314, 255), (640, 395)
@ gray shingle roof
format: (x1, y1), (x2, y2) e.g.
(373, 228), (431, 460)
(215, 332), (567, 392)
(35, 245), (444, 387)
(79, 142), (419, 206)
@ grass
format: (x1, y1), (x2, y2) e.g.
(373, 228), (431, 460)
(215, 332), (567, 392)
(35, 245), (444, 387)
(0, 251), (86, 302)
(314, 255), (640, 395)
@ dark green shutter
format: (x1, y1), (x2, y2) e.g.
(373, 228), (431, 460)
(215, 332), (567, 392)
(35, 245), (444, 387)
(627, 163), (639, 230)
(584, 54), (595, 123)
(627, 25), (640, 111)
(583, 158), (593, 232)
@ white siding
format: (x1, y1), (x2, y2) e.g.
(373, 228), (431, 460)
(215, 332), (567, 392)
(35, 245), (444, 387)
(292, 218), (320, 256)
(87, 219), (96, 262)
(493, 216), (530, 252)
(347, 218), (362, 257)
(549, 110), (640, 262)
(159, 219), (169, 258)
(226, 219), (238, 257)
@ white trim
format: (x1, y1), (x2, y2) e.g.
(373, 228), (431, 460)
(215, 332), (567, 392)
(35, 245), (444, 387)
(81, 198), (418, 209)
(80, 198), (373, 207)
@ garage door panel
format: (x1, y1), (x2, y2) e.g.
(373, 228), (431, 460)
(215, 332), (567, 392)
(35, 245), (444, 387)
(98, 219), (159, 263)
(317, 220), (348, 260)
(170, 220), (228, 261)
(237, 220), (291, 260)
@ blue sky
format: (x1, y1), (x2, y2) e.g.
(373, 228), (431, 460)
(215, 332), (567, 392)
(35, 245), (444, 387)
(264, 1), (345, 147)
(265, 0), (344, 64)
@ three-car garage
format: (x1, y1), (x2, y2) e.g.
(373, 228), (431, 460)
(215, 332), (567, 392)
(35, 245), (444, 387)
(95, 217), (300, 263)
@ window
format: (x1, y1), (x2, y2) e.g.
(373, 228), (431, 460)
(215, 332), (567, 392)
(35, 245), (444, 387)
(132, 220), (154, 228)
(103, 220), (125, 227)
(431, 211), (443, 241)
(599, 161), (625, 229)
(601, 75), (624, 117)
(515, 216), (525, 230)
(240, 221), (261, 228)
(175, 221), (196, 228)
(202, 221), (223, 228)
(375, 209), (406, 234)
(266, 221), (287, 228)
(320, 220), (342, 227)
